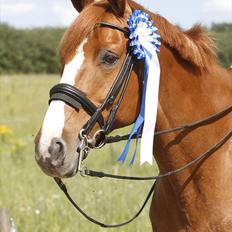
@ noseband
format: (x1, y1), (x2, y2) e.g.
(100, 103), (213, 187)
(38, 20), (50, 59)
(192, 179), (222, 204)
(49, 22), (232, 228)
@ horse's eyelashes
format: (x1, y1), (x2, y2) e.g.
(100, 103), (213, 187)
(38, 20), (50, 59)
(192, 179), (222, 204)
(104, 53), (119, 65)
(100, 50), (119, 67)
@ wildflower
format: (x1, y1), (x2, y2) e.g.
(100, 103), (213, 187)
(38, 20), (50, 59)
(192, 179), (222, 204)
(11, 139), (26, 155)
(35, 209), (40, 215)
(0, 125), (12, 135)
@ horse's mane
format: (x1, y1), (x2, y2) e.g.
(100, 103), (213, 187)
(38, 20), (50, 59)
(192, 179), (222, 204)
(129, 1), (216, 72)
(60, 0), (216, 72)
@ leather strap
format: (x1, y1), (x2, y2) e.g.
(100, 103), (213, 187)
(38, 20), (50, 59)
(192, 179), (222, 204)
(50, 83), (105, 128)
(83, 53), (134, 135)
(84, 127), (232, 180)
(95, 22), (130, 36)
(54, 177), (156, 228)
(105, 104), (232, 143)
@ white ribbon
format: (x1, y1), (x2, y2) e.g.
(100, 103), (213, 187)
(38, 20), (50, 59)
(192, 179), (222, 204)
(140, 40), (160, 165)
(118, 10), (161, 166)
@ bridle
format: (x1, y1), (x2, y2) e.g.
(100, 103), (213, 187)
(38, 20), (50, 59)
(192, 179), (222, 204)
(49, 22), (232, 228)
(50, 22), (133, 144)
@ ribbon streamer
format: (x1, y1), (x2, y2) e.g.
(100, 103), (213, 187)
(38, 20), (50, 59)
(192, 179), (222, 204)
(118, 10), (161, 165)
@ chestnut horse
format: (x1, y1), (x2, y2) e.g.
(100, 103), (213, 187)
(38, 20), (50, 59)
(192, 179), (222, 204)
(35, 0), (232, 231)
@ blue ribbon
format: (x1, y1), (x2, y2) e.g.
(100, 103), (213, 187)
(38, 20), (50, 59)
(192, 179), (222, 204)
(118, 10), (161, 165)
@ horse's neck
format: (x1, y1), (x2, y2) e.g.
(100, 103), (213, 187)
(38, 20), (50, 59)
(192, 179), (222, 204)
(153, 45), (232, 229)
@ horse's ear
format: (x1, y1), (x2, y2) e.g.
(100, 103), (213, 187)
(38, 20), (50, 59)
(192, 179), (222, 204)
(71, 0), (94, 12)
(108, 0), (129, 17)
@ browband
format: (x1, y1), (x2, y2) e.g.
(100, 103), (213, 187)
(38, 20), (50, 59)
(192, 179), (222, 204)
(95, 22), (130, 36)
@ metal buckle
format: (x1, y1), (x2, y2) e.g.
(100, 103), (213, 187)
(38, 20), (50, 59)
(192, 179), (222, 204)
(88, 129), (106, 149)
(80, 129), (106, 149)
(79, 129), (87, 140)
(77, 132), (90, 172)
(80, 166), (88, 177)
(77, 129), (106, 174)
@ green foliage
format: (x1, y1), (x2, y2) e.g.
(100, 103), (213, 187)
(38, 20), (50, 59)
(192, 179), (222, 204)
(210, 23), (232, 68)
(0, 23), (231, 74)
(0, 24), (65, 74)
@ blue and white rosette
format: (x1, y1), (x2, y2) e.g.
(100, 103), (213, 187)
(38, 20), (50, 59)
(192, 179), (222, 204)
(118, 10), (161, 165)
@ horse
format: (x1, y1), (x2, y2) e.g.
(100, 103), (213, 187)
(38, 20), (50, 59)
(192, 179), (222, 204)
(34, 0), (232, 231)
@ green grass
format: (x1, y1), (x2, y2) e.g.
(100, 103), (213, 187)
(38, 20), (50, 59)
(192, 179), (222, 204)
(0, 74), (158, 232)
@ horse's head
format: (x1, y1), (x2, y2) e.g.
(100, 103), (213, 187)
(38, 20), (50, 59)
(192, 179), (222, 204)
(35, 0), (141, 178)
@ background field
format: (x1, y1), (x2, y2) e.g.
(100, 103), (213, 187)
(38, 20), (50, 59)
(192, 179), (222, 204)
(0, 74), (158, 232)
(0, 20), (231, 232)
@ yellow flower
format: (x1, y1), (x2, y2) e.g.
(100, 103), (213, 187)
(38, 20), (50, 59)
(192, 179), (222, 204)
(0, 125), (12, 135)
(11, 139), (26, 154)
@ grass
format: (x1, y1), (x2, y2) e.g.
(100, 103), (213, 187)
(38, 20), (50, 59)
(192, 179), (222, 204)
(0, 74), (158, 232)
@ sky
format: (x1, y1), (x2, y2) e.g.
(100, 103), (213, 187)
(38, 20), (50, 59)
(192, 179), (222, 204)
(0, 0), (231, 29)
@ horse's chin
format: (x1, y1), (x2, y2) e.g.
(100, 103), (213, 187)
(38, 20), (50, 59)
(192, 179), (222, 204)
(36, 152), (79, 178)
(38, 163), (78, 178)
(62, 164), (79, 178)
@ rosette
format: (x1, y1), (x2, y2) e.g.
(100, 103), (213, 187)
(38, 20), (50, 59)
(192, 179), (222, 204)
(118, 10), (161, 165)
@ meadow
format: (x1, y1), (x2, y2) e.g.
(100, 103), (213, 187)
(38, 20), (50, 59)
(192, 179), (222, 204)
(0, 75), (158, 232)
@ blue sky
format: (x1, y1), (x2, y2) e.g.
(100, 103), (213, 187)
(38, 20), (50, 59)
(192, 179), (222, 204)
(0, 0), (231, 29)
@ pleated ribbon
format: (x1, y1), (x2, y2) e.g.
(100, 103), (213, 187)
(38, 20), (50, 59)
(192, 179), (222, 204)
(118, 10), (161, 165)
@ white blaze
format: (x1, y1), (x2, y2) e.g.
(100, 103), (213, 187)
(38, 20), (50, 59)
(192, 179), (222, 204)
(39, 39), (87, 155)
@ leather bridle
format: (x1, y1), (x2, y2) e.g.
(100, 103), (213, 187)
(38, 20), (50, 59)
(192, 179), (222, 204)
(49, 22), (232, 228)
(50, 22), (134, 144)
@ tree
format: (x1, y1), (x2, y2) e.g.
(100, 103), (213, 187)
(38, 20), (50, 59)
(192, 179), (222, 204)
(211, 23), (232, 68)
(0, 23), (231, 74)
(0, 23), (65, 74)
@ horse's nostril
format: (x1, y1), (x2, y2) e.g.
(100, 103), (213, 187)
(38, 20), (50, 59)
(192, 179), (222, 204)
(48, 138), (66, 158)
(54, 141), (63, 153)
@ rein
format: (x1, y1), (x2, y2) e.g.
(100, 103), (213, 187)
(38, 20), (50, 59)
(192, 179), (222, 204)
(106, 104), (232, 143)
(54, 103), (232, 228)
(49, 21), (232, 228)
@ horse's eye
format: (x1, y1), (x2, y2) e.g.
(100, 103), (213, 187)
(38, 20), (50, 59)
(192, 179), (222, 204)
(101, 51), (119, 66)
